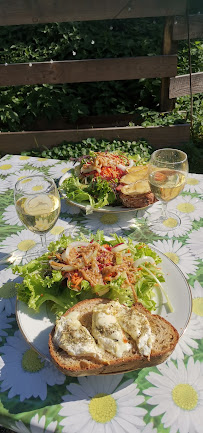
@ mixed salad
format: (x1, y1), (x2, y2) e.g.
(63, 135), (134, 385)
(13, 231), (172, 318)
(60, 151), (147, 211)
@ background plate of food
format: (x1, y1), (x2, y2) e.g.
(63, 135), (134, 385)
(59, 151), (157, 213)
(15, 233), (192, 362)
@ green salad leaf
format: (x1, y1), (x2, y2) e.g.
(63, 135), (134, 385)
(62, 174), (116, 210)
(13, 231), (168, 317)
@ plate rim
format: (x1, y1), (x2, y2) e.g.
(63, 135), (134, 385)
(15, 242), (192, 361)
(15, 300), (52, 361)
(59, 171), (153, 213)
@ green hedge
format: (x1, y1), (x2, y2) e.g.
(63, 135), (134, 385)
(0, 18), (202, 142)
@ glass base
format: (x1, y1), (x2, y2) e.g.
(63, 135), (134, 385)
(147, 210), (181, 231)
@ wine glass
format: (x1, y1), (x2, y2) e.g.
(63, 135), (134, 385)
(148, 148), (188, 230)
(14, 174), (61, 256)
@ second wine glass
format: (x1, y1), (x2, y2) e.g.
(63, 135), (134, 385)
(148, 148), (188, 231)
(14, 174), (61, 256)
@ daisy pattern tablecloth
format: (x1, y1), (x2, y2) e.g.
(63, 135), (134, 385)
(0, 154), (203, 433)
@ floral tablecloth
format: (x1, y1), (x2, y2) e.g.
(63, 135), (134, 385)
(0, 154), (203, 433)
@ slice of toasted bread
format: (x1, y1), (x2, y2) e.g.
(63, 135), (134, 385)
(119, 191), (156, 208)
(49, 299), (179, 376)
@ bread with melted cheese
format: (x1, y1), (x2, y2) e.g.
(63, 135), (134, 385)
(48, 299), (179, 376)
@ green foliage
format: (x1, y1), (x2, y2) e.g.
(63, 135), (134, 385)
(0, 18), (202, 135)
(0, 19), (164, 131)
(22, 137), (152, 161)
(0, 17), (202, 173)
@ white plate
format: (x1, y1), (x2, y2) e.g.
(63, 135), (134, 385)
(16, 247), (192, 361)
(59, 171), (152, 213)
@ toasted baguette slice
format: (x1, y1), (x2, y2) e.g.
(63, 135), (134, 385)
(49, 299), (179, 376)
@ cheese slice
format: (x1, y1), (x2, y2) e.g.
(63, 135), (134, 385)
(117, 305), (155, 357)
(121, 180), (151, 196)
(121, 165), (148, 184)
(92, 302), (132, 358)
(53, 311), (103, 359)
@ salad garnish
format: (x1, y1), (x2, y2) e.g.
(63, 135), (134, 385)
(13, 231), (173, 317)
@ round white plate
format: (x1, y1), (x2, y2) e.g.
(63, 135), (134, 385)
(59, 171), (152, 213)
(16, 247), (192, 361)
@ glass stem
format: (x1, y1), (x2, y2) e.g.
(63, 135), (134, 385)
(161, 201), (168, 220)
(39, 234), (47, 249)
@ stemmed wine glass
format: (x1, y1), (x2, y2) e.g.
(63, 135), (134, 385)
(148, 148), (188, 230)
(14, 174), (61, 257)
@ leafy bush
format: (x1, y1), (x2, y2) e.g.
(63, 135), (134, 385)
(0, 18), (202, 137)
(21, 136), (203, 174)
(22, 138), (152, 162)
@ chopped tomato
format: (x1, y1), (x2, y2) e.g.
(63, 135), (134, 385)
(102, 244), (112, 251)
(95, 166), (125, 182)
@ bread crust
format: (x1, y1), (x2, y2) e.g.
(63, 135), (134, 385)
(119, 191), (156, 208)
(48, 299), (179, 376)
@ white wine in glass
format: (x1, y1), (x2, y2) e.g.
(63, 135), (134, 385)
(14, 174), (61, 255)
(148, 148), (188, 230)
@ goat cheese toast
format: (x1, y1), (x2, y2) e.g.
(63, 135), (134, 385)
(49, 298), (179, 376)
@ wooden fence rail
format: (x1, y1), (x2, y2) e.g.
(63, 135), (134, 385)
(0, 124), (191, 155)
(173, 14), (203, 40)
(0, 0), (187, 26)
(169, 72), (203, 98)
(0, 56), (177, 87)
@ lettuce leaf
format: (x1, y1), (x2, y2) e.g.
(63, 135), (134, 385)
(13, 231), (166, 318)
(61, 175), (116, 209)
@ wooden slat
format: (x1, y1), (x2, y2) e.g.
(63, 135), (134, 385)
(169, 72), (203, 98)
(0, 0), (187, 26)
(173, 14), (203, 40)
(160, 17), (177, 112)
(0, 124), (190, 155)
(0, 56), (177, 87)
(31, 114), (143, 130)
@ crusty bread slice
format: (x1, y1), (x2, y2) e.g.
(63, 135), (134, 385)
(48, 299), (179, 376)
(119, 190), (156, 208)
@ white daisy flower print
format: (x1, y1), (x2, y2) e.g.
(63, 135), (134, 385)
(29, 157), (56, 168)
(0, 159), (17, 175)
(141, 422), (157, 433)
(2, 205), (23, 226)
(0, 330), (65, 401)
(83, 212), (136, 235)
(0, 229), (40, 261)
(0, 178), (11, 194)
(149, 213), (192, 238)
(3, 155), (31, 168)
(186, 228), (203, 259)
(144, 357), (203, 433)
(150, 239), (199, 278)
(47, 217), (79, 241)
(61, 198), (81, 214)
(48, 161), (75, 179)
(169, 315), (203, 361)
(10, 414), (57, 433)
(137, 201), (162, 219)
(0, 311), (14, 341)
(59, 374), (147, 433)
(191, 281), (203, 327)
(7, 169), (41, 189)
(0, 267), (20, 315)
(167, 195), (203, 221)
(184, 173), (203, 194)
